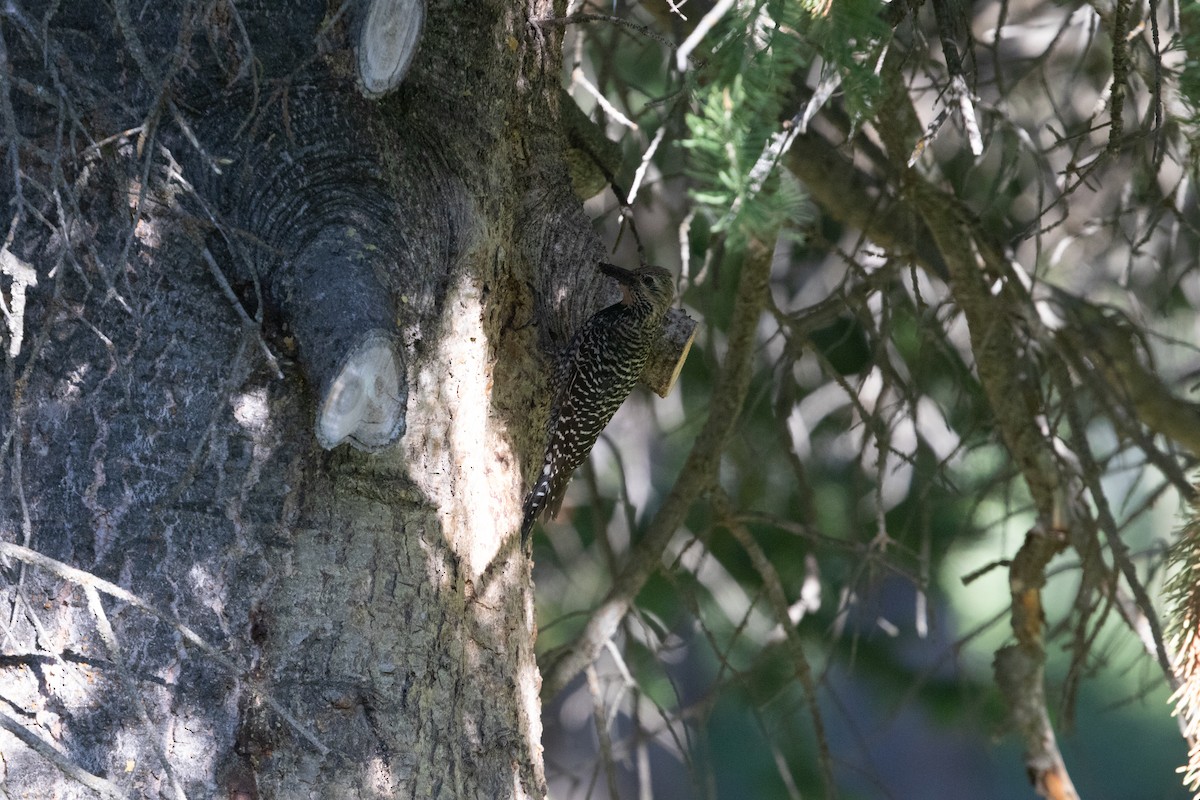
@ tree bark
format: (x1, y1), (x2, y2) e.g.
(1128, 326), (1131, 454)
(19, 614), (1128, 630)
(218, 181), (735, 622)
(0, 1), (599, 797)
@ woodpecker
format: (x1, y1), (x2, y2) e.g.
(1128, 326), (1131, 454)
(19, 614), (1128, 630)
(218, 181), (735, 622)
(521, 262), (675, 542)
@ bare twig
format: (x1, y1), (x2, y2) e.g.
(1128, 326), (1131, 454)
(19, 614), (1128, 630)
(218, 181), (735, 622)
(675, 0), (735, 72)
(535, 13), (687, 64)
(0, 26), (27, 233)
(994, 522), (1081, 800)
(1052, 298), (1200, 458)
(586, 664), (621, 800)
(571, 71), (637, 131)
(1108, 0), (1131, 153)
(785, 133), (949, 280)
(1050, 353), (1176, 684)
(84, 584), (190, 800)
(0, 542), (331, 757)
(0, 707), (128, 799)
(625, 126), (665, 209)
(714, 490), (835, 798)
(929, 0), (983, 157)
(201, 247), (284, 379)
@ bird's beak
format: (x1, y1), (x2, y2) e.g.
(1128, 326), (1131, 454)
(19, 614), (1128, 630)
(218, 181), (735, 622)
(599, 262), (636, 305)
(599, 262), (637, 284)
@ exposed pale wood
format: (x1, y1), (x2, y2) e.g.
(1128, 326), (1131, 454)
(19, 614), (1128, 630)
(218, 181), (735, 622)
(356, 0), (426, 98)
(643, 307), (696, 398)
(315, 332), (406, 450)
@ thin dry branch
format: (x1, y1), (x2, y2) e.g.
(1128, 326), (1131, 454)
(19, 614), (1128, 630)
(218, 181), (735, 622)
(994, 522), (1081, 800)
(83, 584), (189, 800)
(908, 180), (1061, 512)
(902, 153), (1096, 797)
(534, 13), (687, 65)
(713, 490), (833, 797)
(0, 541), (331, 757)
(848, 51), (1128, 789)
(200, 247), (284, 380)
(1048, 351), (1177, 683)
(0, 707), (128, 799)
(585, 664), (621, 800)
(793, 89), (1197, 686)
(785, 131), (949, 280)
(1052, 300), (1200, 458)
(1108, 0), (1132, 152)
(930, 0), (984, 157)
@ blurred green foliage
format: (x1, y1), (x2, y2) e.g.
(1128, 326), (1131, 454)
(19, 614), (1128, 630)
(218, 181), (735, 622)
(539, 1), (1197, 798)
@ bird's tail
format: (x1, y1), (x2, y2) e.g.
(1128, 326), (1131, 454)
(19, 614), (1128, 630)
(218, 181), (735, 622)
(520, 460), (554, 544)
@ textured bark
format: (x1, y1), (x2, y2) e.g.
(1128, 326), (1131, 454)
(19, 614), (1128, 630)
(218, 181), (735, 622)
(0, 1), (600, 797)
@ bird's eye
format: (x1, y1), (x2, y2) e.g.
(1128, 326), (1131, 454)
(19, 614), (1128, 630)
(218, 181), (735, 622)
(642, 276), (655, 286)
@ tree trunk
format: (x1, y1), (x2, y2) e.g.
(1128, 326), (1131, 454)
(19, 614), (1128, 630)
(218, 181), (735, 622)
(0, 1), (597, 796)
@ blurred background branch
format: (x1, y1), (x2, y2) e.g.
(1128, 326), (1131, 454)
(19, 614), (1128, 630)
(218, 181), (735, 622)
(532, 1), (1200, 797)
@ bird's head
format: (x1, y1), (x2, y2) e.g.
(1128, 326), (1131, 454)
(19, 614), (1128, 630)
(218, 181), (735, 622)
(599, 262), (675, 319)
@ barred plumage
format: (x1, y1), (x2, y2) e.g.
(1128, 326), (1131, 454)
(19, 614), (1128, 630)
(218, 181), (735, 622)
(521, 263), (675, 542)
